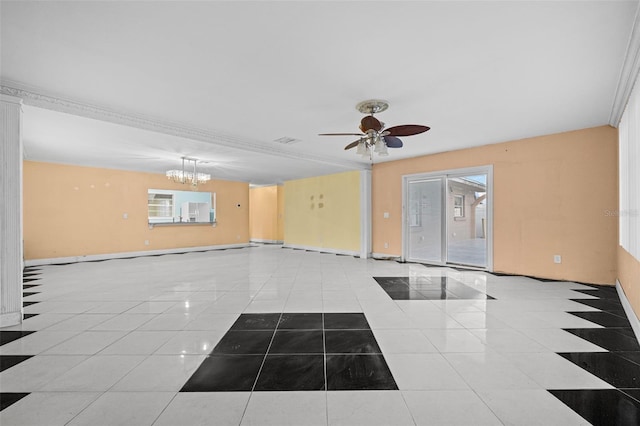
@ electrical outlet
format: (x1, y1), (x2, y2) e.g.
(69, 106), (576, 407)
(144, 240), (149, 246)
(383, 212), (389, 219)
(554, 255), (562, 264)
(384, 242), (389, 249)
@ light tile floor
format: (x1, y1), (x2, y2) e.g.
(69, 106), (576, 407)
(1, 245), (639, 425)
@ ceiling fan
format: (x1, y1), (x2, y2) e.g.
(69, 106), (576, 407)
(319, 99), (430, 157)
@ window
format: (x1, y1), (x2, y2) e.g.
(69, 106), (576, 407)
(453, 195), (464, 218)
(148, 193), (174, 220)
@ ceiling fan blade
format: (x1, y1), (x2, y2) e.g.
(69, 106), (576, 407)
(385, 125), (430, 137)
(319, 133), (364, 136)
(344, 140), (361, 150)
(383, 136), (403, 148)
(359, 116), (383, 132)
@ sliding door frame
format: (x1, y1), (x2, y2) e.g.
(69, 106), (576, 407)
(401, 165), (493, 271)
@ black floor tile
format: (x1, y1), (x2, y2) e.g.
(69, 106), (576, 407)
(0, 355), (32, 372)
(550, 389), (640, 426)
(269, 330), (324, 354)
(374, 276), (494, 300)
(324, 313), (371, 330)
(180, 355), (264, 392)
(229, 313), (281, 331)
(373, 277), (410, 287)
(559, 352), (640, 388)
(22, 284), (41, 289)
(326, 354), (397, 390)
(277, 313), (323, 330)
(254, 355), (325, 391)
(211, 330), (274, 354)
(384, 290), (430, 300)
(0, 393), (29, 411)
(565, 328), (640, 352)
(568, 311), (631, 328)
(613, 328), (638, 339)
(381, 283), (413, 292)
(325, 330), (381, 354)
(0, 331), (35, 346)
(622, 389), (640, 403)
(572, 298), (626, 315)
(617, 352), (640, 366)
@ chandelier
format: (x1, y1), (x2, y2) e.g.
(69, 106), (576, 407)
(166, 157), (211, 186)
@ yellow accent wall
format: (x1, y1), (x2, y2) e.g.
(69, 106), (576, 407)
(249, 185), (283, 242)
(284, 171), (360, 253)
(23, 161), (249, 260)
(372, 126), (618, 285)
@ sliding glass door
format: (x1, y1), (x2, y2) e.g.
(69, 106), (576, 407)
(406, 178), (444, 264)
(404, 167), (491, 269)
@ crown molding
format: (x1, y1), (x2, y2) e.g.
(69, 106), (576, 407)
(0, 80), (368, 171)
(610, 3), (640, 127)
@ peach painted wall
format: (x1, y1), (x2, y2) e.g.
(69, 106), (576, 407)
(373, 126), (618, 285)
(277, 185), (285, 241)
(619, 246), (640, 317)
(249, 185), (282, 242)
(23, 161), (249, 260)
(284, 171), (361, 253)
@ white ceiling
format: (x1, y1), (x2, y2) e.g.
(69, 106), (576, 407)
(1, 1), (638, 185)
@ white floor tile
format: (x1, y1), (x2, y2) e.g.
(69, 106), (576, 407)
(0, 355), (88, 392)
(327, 391), (415, 426)
(99, 331), (177, 355)
(40, 355), (145, 391)
(1, 313), (74, 331)
(0, 331), (80, 355)
(153, 392), (250, 426)
(66, 391), (174, 426)
(241, 391), (327, 426)
(421, 328), (488, 352)
(90, 314), (157, 331)
(154, 330), (226, 354)
(111, 354), (205, 391)
(470, 329), (550, 353)
(136, 313), (194, 330)
(182, 313), (239, 330)
(42, 331), (127, 355)
(43, 313), (116, 331)
(519, 328), (608, 352)
(402, 390), (503, 425)
(385, 353), (469, 390)
(0, 392), (100, 426)
(373, 329), (438, 353)
(502, 352), (614, 389)
(477, 389), (590, 425)
(444, 352), (541, 390)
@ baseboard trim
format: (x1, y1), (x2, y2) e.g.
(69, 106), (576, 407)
(371, 252), (401, 261)
(24, 243), (251, 266)
(250, 239), (284, 244)
(282, 244), (359, 257)
(616, 279), (640, 345)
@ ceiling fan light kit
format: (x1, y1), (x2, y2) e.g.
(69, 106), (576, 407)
(320, 99), (430, 159)
(166, 157), (211, 187)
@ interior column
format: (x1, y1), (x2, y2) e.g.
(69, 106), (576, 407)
(0, 94), (23, 327)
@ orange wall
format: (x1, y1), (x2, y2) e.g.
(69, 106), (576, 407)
(23, 161), (249, 260)
(249, 185), (282, 242)
(619, 246), (640, 316)
(277, 185), (284, 241)
(373, 126), (618, 285)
